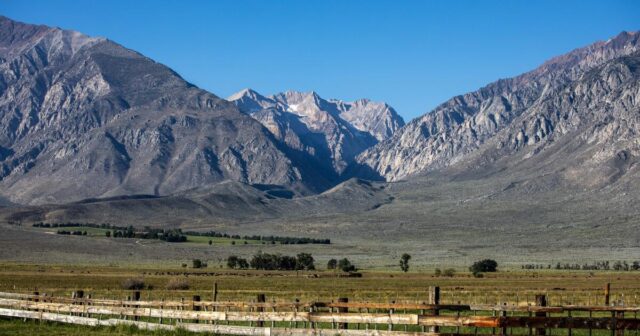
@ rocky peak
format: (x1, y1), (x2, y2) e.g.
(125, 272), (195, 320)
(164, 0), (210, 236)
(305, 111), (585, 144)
(336, 99), (405, 141)
(228, 89), (404, 174)
(227, 88), (276, 113)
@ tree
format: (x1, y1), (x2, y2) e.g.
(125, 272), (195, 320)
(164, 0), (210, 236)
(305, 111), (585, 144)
(338, 258), (356, 272)
(192, 259), (203, 269)
(227, 255), (239, 269)
(227, 255), (249, 269)
(296, 253), (315, 270)
(251, 252), (279, 270)
(208, 240), (212, 245)
(327, 259), (338, 270)
(399, 253), (411, 272)
(469, 259), (498, 274)
(237, 258), (249, 269)
(278, 255), (297, 270)
(105, 231), (111, 238)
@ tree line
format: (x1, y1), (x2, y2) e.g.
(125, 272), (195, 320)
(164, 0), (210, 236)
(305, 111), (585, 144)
(56, 230), (87, 236)
(227, 252), (315, 271)
(34, 223), (330, 245)
(108, 226), (187, 242)
(34, 223), (187, 242)
(522, 261), (640, 271)
(33, 222), (121, 229)
(185, 231), (330, 245)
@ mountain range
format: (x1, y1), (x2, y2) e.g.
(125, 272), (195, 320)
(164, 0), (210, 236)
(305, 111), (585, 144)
(356, 31), (640, 186)
(0, 15), (639, 236)
(2, 16), (640, 265)
(0, 16), (404, 205)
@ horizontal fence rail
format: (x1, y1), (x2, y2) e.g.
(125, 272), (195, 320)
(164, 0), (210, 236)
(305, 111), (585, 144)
(1, 285), (639, 335)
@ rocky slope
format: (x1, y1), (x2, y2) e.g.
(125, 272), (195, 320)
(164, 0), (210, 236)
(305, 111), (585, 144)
(0, 16), (332, 205)
(357, 31), (640, 182)
(228, 89), (404, 175)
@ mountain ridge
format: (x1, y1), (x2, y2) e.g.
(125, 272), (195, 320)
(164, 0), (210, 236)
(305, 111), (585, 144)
(228, 88), (404, 175)
(0, 16), (335, 205)
(356, 30), (640, 182)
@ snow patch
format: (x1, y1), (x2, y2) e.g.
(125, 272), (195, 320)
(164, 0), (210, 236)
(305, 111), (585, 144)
(287, 104), (300, 112)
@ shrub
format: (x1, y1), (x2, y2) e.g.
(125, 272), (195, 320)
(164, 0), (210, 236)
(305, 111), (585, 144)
(434, 268), (442, 276)
(338, 258), (356, 272)
(443, 268), (456, 277)
(121, 278), (145, 290)
(469, 259), (498, 274)
(327, 259), (338, 270)
(166, 278), (189, 290)
(192, 259), (203, 269)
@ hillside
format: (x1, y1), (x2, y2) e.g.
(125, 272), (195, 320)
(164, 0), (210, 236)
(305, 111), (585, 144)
(356, 31), (640, 182)
(0, 16), (337, 204)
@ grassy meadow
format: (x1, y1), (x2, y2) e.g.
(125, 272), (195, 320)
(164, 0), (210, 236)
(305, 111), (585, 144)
(1, 263), (639, 305)
(0, 318), (203, 336)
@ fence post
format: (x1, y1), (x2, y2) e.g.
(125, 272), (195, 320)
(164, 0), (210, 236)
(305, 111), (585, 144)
(132, 291), (140, 321)
(86, 294), (92, 318)
(213, 282), (218, 302)
(389, 300), (394, 331)
(338, 297), (349, 329)
(256, 294), (266, 327)
(605, 283), (611, 306)
(429, 286), (440, 333)
(193, 295), (201, 324)
(72, 290), (84, 301)
(535, 294), (547, 336)
(501, 302), (508, 336)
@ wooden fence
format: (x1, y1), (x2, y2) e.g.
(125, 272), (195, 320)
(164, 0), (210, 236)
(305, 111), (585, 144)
(1, 286), (639, 335)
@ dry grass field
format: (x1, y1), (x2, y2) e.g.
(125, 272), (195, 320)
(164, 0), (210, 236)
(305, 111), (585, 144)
(1, 263), (639, 305)
(2, 263), (640, 335)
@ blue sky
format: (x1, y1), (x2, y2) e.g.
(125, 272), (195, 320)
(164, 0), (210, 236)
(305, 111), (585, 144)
(2, 0), (639, 120)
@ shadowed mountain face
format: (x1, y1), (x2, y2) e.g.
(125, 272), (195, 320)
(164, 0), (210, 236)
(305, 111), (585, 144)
(0, 16), (339, 205)
(357, 31), (640, 184)
(228, 89), (404, 175)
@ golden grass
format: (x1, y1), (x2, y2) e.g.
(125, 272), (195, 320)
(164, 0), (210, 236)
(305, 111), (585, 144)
(0, 263), (639, 306)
